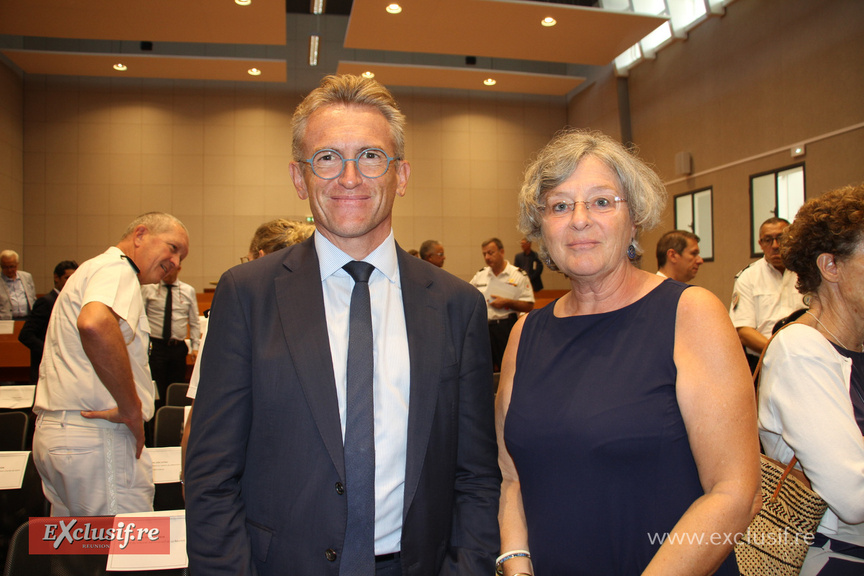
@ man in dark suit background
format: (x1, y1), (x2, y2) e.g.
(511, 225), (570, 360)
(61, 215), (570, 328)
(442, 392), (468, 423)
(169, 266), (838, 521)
(18, 260), (78, 383)
(185, 75), (500, 575)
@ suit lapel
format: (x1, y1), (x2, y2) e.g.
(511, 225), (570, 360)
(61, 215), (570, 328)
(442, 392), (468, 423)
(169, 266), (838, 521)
(399, 249), (443, 513)
(274, 239), (346, 479)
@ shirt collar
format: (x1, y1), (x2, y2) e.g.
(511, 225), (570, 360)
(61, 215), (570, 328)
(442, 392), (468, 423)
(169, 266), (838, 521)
(315, 229), (399, 284)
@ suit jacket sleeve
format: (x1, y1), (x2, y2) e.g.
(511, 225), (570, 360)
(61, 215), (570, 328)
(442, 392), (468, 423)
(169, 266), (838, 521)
(440, 290), (501, 575)
(18, 293), (53, 353)
(185, 269), (256, 575)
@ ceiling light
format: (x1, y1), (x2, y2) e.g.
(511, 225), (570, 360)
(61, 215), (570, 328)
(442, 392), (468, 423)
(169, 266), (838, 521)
(113, 63), (127, 71)
(247, 68), (261, 76)
(541, 17), (557, 27)
(483, 78), (496, 86)
(362, 71), (375, 79)
(385, 3), (402, 14)
(310, 0), (325, 14)
(235, 0), (251, 5)
(308, 35), (320, 67)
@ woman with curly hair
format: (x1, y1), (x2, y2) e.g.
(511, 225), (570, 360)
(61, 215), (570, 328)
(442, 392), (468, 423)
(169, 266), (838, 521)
(495, 130), (759, 575)
(759, 183), (864, 574)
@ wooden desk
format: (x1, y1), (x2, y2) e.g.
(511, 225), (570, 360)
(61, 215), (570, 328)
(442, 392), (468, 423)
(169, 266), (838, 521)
(534, 289), (569, 310)
(0, 321), (30, 382)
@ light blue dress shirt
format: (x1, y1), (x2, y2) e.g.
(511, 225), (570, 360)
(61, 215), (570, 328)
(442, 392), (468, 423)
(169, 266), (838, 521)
(316, 230), (410, 556)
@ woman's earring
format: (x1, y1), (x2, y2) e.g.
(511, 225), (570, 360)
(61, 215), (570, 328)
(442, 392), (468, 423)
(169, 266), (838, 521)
(627, 244), (637, 260)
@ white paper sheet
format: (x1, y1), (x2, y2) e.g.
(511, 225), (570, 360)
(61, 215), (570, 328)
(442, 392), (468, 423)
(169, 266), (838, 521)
(0, 385), (36, 409)
(106, 510), (187, 570)
(0, 451), (30, 490)
(148, 446), (182, 484)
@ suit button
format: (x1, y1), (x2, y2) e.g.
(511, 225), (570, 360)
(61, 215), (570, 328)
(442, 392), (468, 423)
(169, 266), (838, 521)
(335, 482), (345, 495)
(325, 548), (337, 561)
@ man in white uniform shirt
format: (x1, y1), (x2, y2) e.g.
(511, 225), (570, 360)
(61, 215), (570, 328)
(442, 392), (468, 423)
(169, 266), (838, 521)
(469, 237), (534, 371)
(33, 212), (189, 516)
(141, 265), (200, 408)
(730, 217), (806, 372)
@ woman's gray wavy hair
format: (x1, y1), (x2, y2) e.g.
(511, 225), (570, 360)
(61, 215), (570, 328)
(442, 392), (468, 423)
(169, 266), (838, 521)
(518, 129), (667, 271)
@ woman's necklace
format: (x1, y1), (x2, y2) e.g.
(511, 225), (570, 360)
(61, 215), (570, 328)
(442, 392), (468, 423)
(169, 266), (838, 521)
(806, 310), (862, 352)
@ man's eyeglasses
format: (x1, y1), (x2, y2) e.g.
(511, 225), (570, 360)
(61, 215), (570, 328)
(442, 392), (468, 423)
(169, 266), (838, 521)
(301, 148), (401, 180)
(539, 195), (627, 218)
(759, 234), (783, 245)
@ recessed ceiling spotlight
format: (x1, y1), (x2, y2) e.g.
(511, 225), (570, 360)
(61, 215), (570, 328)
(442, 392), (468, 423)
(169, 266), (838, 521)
(483, 78), (496, 86)
(541, 17), (556, 27)
(362, 71), (375, 79)
(113, 63), (127, 71)
(248, 68), (262, 76)
(385, 3), (402, 14)
(235, 0), (251, 5)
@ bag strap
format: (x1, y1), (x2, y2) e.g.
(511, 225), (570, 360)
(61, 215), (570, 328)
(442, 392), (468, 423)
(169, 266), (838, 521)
(754, 322), (814, 495)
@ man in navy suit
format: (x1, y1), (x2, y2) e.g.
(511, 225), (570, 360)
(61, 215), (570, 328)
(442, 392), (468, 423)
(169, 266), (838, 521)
(18, 260), (79, 383)
(185, 75), (500, 575)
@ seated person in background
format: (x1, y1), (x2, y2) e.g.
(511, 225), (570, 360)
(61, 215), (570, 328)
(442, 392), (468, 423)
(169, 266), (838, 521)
(655, 229), (703, 283)
(730, 217), (806, 372)
(18, 260), (79, 383)
(758, 184), (864, 575)
(0, 249), (36, 319)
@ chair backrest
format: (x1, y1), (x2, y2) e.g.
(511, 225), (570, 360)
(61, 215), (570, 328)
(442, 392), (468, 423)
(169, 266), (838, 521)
(0, 411), (29, 452)
(153, 406), (185, 447)
(165, 383), (191, 406)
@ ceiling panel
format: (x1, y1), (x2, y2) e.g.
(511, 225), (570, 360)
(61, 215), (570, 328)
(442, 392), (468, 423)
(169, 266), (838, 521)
(345, 0), (667, 66)
(1, 50), (287, 83)
(0, 0), (286, 45)
(337, 61), (584, 96)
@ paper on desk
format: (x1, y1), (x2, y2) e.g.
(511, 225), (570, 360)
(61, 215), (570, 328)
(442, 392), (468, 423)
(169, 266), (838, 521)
(0, 385), (36, 409)
(0, 320), (13, 334)
(106, 510), (187, 571)
(0, 451), (29, 490)
(148, 446), (182, 484)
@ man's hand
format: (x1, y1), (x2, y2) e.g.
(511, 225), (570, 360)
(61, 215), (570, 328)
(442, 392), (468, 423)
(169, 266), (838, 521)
(489, 295), (510, 310)
(81, 407), (146, 458)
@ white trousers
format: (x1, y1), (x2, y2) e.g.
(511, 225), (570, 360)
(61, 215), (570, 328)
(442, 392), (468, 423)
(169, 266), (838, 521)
(33, 410), (154, 516)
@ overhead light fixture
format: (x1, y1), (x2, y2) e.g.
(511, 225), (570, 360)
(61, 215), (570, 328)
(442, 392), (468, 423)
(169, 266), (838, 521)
(310, 0), (325, 14)
(235, 0), (251, 5)
(541, 17), (557, 27)
(113, 63), (127, 71)
(362, 71), (375, 79)
(791, 145), (806, 157)
(483, 78), (496, 86)
(385, 3), (402, 14)
(247, 68), (262, 76)
(308, 35), (320, 67)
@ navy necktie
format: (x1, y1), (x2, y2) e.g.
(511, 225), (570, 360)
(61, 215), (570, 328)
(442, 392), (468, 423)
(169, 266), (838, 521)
(341, 261), (376, 575)
(162, 284), (173, 341)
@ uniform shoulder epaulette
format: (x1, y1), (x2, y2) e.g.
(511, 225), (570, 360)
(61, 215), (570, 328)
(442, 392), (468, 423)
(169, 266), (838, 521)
(515, 267), (528, 276)
(733, 261), (755, 280)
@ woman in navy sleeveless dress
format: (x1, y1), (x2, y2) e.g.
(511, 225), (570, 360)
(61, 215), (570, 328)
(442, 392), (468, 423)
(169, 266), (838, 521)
(495, 130), (760, 576)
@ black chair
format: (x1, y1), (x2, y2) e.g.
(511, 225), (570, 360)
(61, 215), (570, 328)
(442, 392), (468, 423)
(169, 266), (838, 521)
(0, 412), (28, 452)
(151, 407), (187, 512)
(0, 455), (49, 570)
(153, 406), (185, 448)
(165, 383), (191, 407)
